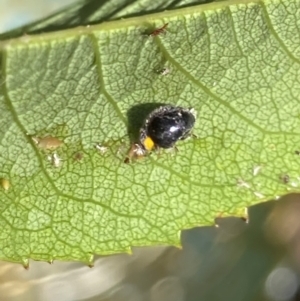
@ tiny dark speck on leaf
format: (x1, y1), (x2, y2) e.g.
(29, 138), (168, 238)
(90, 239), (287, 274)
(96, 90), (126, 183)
(280, 174), (290, 184)
(74, 152), (83, 162)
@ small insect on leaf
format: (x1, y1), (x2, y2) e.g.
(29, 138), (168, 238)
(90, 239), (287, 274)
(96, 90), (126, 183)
(32, 135), (64, 150)
(124, 143), (146, 163)
(51, 153), (62, 167)
(156, 67), (171, 76)
(95, 143), (108, 155)
(280, 174), (290, 184)
(139, 106), (196, 151)
(1, 178), (10, 191)
(149, 23), (169, 37)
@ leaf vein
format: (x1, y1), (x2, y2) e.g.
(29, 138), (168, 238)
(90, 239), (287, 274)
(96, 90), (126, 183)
(260, 1), (300, 65)
(89, 33), (128, 126)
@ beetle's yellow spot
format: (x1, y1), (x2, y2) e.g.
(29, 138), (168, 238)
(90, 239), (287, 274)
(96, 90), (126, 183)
(143, 136), (155, 151)
(1, 178), (10, 191)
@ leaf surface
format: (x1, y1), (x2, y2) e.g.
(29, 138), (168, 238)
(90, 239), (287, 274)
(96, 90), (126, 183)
(0, 0), (300, 264)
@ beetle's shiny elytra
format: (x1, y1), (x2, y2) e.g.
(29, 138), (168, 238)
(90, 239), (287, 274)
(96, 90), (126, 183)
(139, 105), (196, 151)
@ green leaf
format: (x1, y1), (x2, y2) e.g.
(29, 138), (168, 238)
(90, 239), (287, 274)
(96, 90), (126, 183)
(1, 0), (300, 264)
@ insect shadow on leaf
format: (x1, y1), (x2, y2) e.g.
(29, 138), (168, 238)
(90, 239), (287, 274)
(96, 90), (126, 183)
(126, 103), (167, 144)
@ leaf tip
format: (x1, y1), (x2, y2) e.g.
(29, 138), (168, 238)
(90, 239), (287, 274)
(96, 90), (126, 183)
(22, 258), (29, 269)
(48, 258), (54, 265)
(87, 253), (95, 268)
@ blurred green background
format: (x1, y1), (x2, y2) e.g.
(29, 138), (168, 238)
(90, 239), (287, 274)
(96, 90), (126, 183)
(1, 1), (300, 301)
